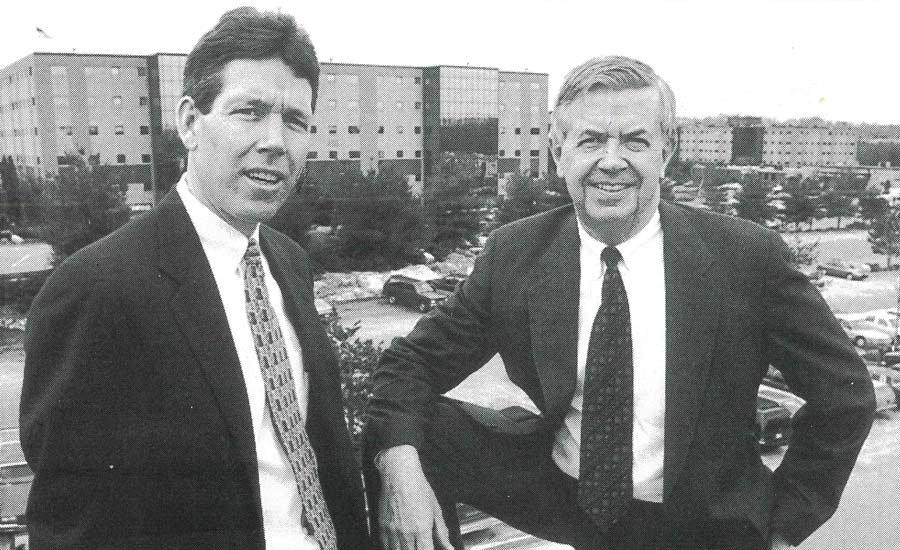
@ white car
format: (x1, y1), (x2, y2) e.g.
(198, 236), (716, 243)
(836, 317), (894, 349)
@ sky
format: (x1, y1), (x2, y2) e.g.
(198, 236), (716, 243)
(2, 0), (898, 124)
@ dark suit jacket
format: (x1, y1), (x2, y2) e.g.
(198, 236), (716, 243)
(366, 200), (875, 546)
(20, 192), (369, 549)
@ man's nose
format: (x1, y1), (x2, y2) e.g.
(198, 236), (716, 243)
(595, 138), (628, 175)
(258, 114), (286, 156)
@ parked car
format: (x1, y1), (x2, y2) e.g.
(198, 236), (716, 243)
(797, 265), (826, 288)
(868, 363), (900, 401)
(0, 428), (31, 525)
(758, 384), (805, 417)
(856, 309), (899, 338)
(817, 259), (868, 280)
(755, 396), (792, 448)
(872, 379), (897, 413)
(314, 298), (338, 324)
(836, 317), (894, 349)
(382, 275), (452, 312)
(431, 274), (466, 293)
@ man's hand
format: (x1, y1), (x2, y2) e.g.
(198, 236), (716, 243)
(770, 532), (793, 550)
(377, 445), (454, 550)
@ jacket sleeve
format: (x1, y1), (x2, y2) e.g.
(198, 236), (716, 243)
(20, 256), (129, 548)
(365, 233), (500, 453)
(763, 231), (876, 545)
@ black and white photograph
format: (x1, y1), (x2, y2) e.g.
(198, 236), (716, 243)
(0, 1), (898, 549)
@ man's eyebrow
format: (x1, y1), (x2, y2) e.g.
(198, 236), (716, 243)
(579, 129), (610, 140)
(621, 129), (649, 140)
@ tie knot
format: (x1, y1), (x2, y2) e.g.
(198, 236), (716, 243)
(601, 246), (622, 269)
(244, 238), (262, 262)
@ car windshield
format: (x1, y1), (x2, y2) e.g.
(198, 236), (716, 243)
(414, 282), (436, 293)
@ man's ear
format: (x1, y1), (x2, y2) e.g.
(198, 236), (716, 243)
(660, 133), (677, 178)
(176, 96), (200, 151)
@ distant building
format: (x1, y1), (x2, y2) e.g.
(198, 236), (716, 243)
(678, 116), (859, 168)
(0, 53), (548, 202)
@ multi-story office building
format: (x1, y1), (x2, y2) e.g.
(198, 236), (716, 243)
(678, 116), (859, 168)
(0, 52), (548, 202)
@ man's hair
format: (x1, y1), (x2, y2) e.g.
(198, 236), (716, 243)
(183, 6), (320, 114)
(550, 56), (676, 152)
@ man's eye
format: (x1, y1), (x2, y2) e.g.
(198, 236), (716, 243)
(285, 116), (309, 132)
(233, 107), (261, 118)
(577, 137), (603, 148)
(624, 139), (650, 152)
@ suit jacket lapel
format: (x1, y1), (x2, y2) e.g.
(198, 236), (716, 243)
(528, 210), (581, 421)
(154, 192), (259, 474)
(659, 201), (720, 500)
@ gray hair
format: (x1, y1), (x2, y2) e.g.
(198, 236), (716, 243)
(550, 56), (676, 153)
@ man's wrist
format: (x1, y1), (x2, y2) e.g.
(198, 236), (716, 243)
(375, 444), (421, 473)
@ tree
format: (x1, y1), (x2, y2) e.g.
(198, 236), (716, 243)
(782, 193), (817, 231)
(819, 191), (856, 230)
(0, 156), (23, 226)
(40, 154), (131, 263)
(866, 196), (900, 269)
(734, 175), (774, 225)
(422, 169), (482, 258)
(268, 173), (329, 246)
(493, 173), (570, 229)
(327, 168), (428, 271)
(702, 185), (731, 215)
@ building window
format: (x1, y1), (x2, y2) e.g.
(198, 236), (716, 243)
(140, 125), (149, 135)
(415, 174), (422, 181)
(89, 125), (98, 135)
(307, 151), (318, 159)
(515, 150), (521, 157)
(329, 151), (338, 159)
(500, 127), (506, 134)
(530, 150), (539, 157)
(139, 96), (148, 106)
(326, 74), (335, 82)
(31, 97), (35, 106)
(515, 128), (521, 135)
(111, 66), (120, 76)
(414, 76), (421, 84)
(530, 128), (540, 135)
(112, 96), (122, 107)
(415, 150), (421, 158)
(142, 154), (151, 163)
(328, 99), (336, 110)
(396, 126), (404, 134)
(499, 149), (505, 157)
(33, 127), (38, 135)
(310, 125), (317, 134)
(415, 101), (421, 110)
(414, 126), (421, 134)
(59, 126), (72, 136)
(348, 125), (360, 134)
(349, 150), (361, 159)
(115, 125), (124, 135)
(328, 125), (337, 134)
(378, 126), (385, 134)
(137, 66), (146, 77)
(117, 154), (126, 163)
(397, 150), (404, 158)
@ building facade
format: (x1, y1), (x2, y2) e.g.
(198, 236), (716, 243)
(679, 116), (859, 168)
(0, 52), (549, 202)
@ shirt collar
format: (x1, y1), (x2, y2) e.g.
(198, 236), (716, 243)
(577, 209), (662, 275)
(177, 174), (261, 272)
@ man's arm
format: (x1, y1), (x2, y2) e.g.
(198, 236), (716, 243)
(366, 235), (503, 550)
(763, 231), (876, 546)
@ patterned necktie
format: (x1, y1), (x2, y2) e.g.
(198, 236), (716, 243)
(578, 246), (633, 530)
(243, 238), (337, 550)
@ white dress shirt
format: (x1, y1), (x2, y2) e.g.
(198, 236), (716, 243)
(552, 210), (667, 503)
(178, 177), (318, 549)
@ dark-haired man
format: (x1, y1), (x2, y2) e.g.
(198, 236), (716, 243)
(366, 56), (875, 550)
(21, 7), (368, 549)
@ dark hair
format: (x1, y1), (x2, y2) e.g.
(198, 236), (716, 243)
(183, 6), (320, 114)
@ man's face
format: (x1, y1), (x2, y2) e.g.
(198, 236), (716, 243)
(180, 57), (313, 235)
(554, 87), (670, 244)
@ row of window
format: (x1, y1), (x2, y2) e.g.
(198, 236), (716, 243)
(0, 97), (37, 112)
(307, 150), (423, 160)
(51, 124), (151, 136)
(498, 149), (541, 158)
(55, 153), (152, 165)
(500, 127), (542, 135)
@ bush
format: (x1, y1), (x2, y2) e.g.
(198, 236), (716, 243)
(327, 320), (383, 450)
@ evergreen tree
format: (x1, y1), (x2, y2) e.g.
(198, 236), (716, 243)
(734, 175), (774, 225)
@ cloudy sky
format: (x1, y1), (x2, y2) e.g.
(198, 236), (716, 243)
(2, 0), (897, 124)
